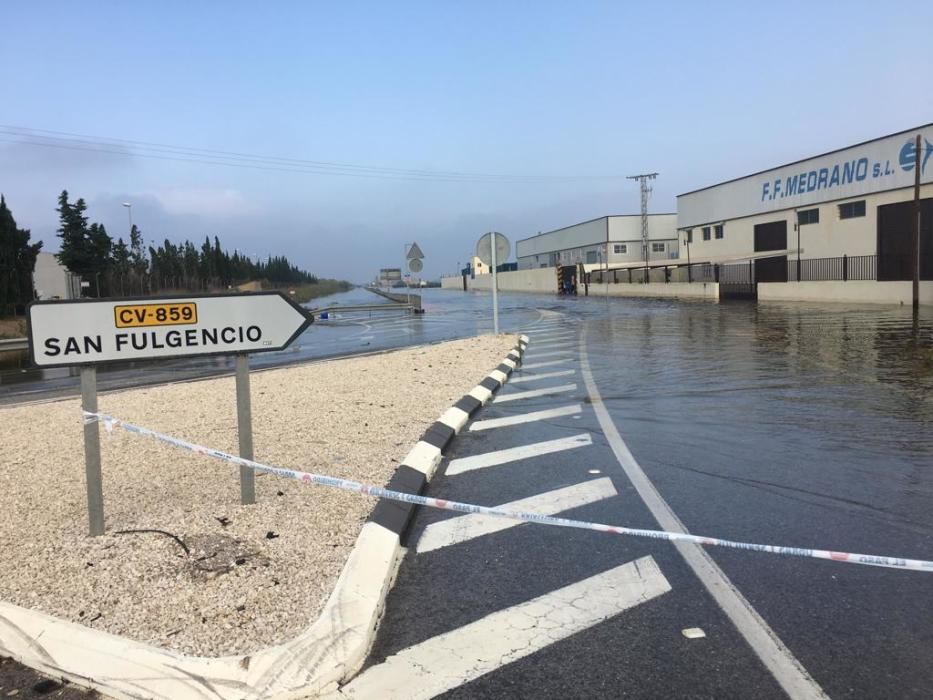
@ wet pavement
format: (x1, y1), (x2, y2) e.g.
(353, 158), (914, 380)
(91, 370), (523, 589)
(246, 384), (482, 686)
(3, 288), (933, 697)
(349, 296), (933, 699)
(0, 287), (540, 405)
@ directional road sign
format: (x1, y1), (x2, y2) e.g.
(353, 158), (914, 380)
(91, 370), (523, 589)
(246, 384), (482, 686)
(406, 242), (424, 260)
(27, 291), (312, 368)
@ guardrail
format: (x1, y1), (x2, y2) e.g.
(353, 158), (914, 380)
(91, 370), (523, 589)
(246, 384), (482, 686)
(0, 337), (28, 352)
(311, 303), (415, 315)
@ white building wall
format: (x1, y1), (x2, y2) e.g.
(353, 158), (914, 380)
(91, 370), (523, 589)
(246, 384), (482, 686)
(516, 214), (679, 269)
(680, 183), (933, 263)
(679, 124), (933, 228)
(33, 252), (74, 300)
(606, 214), (679, 263)
(677, 124), (933, 263)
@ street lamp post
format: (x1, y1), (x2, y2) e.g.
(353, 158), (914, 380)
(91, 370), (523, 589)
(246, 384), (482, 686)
(122, 202), (133, 231)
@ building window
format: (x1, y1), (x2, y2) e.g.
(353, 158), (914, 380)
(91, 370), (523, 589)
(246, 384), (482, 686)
(714, 224), (724, 239)
(613, 244), (627, 254)
(839, 200), (866, 219)
(651, 242), (665, 253)
(702, 226), (711, 241)
(685, 230), (693, 244)
(797, 208), (820, 225)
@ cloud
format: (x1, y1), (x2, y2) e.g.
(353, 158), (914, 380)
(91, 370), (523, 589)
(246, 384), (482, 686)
(144, 187), (259, 218)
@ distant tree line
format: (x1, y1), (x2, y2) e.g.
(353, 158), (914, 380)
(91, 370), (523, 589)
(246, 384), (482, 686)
(0, 195), (42, 316)
(54, 190), (318, 297)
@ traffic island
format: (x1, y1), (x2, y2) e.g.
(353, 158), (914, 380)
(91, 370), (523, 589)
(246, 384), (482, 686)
(0, 333), (526, 699)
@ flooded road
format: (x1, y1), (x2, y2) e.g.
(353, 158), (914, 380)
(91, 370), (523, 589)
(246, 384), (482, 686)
(3, 287), (933, 696)
(0, 287), (540, 404)
(348, 290), (931, 699)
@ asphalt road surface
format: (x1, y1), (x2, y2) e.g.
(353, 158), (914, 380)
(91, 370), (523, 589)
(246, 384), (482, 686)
(3, 289), (933, 698)
(346, 299), (933, 699)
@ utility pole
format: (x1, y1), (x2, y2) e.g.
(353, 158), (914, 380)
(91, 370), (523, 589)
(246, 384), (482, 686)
(628, 173), (658, 283)
(912, 134), (921, 312)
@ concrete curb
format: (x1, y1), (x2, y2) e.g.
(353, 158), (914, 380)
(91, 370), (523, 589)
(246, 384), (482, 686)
(0, 334), (529, 700)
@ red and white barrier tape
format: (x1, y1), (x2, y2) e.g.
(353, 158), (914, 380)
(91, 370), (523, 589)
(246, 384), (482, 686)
(83, 410), (933, 573)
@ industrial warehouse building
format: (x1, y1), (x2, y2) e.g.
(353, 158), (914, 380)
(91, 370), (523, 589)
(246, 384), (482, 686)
(516, 214), (678, 270)
(676, 123), (933, 293)
(443, 124), (932, 305)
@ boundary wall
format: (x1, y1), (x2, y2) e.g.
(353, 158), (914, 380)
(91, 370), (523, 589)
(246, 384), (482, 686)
(758, 281), (933, 306)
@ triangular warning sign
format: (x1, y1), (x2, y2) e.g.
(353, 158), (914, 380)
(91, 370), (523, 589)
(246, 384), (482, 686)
(406, 242), (424, 260)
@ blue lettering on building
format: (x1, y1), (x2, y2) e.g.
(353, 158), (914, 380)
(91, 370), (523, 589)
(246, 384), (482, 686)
(759, 135), (928, 203)
(899, 138), (933, 174)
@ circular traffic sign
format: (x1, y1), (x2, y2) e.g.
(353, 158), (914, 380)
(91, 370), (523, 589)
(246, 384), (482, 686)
(408, 258), (423, 273)
(475, 232), (510, 267)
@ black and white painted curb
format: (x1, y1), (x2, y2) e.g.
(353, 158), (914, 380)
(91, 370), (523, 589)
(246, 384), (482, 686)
(324, 334), (528, 693)
(369, 335), (527, 536)
(0, 335), (529, 700)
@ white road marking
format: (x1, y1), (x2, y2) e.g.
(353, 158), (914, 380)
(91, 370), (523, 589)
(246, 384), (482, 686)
(532, 332), (576, 340)
(334, 556), (671, 700)
(509, 369), (577, 384)
(417, 477), (617, 553)
(521, 350), (573, 360)
(526, 341), (571, 351)
(469, 404), (582, 431)
(446, 433), (592, 475)
(521, 358), (573, 370)
(493, 383), (577, 403)
(578, 331), (827, 700)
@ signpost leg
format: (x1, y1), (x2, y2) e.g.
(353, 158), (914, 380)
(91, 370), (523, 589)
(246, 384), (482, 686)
(235, 354), (256, 505)
(491, 234), (500, 334)
(80, 366), (105, 536)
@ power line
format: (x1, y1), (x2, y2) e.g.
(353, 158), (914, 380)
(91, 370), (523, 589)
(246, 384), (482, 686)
(0, 124), (627, 183)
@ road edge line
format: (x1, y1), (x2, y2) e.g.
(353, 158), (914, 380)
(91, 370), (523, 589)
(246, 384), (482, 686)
(578, 329), (827, 700)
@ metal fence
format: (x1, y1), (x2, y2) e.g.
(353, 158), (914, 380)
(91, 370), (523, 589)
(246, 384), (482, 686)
(786, 254), (876, 282)
(590, 255), (933, 295)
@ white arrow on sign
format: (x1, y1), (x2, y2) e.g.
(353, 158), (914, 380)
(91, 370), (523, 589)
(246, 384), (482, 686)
(27, 292), (312, 368)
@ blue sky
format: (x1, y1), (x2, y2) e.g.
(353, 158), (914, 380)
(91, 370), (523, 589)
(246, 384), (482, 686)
(1, 1), (931, 281)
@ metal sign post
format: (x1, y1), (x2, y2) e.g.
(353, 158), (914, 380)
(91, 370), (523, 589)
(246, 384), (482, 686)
(235, 354), (255, 505)
(80, 366), (104, 536)
(476, 232), (510, 336)
(27, 291), (313, 533)
(491, 236), (499, 334)
(406, 243), (425, 311)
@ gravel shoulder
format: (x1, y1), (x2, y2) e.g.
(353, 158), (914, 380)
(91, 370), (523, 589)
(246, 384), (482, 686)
(0, 334), (513, 657)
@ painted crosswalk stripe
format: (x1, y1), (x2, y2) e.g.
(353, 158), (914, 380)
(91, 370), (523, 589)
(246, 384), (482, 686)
(521, 358), (573, 370)
(333, 557), (671, 700)
(446, 433), (592, 475)
(469, 403), (582, 431)
(493, 383), (577, 403)
(509, 369), (577, 384)
(417, 477), (617, 553)
(522, 349), (573, 360)
(533, 331), (575, 340)
(527, 341), (571, 351)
